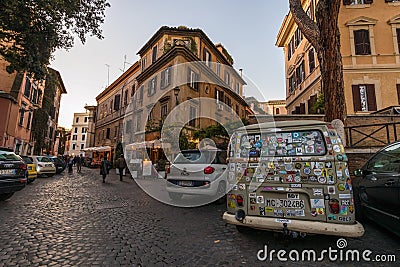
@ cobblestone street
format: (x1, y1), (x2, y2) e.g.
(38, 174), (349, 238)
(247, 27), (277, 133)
(0, 167), (399, 266)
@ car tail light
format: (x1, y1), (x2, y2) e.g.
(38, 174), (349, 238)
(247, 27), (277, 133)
(20, 164), (27, 170)
(166, 166), (170, 174)
(204, 166), (215, 174)
(237, 195), (244, 207)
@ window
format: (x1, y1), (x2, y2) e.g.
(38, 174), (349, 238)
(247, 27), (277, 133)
(396, 29), (400, 53)
(148, 77), (157, 96)
(161, 104), (168, 119)
(295, 61), (305, 86)
(275, 108), (280, 115)
(114, 126), (118, 138)
(352, 84), (377, 112)
(189, 106), (197, 127)
(125, 120), (132, 133)
(72, 135), (77, 140)
(152, 45), (157, 63)
(224, 71), (230, 86)
(81, 144), (85, 150)
(24, 78), (31, 98)
(114, 94), (121, 110)
(72, 144), (76, 150)
(187, 68), (199, 91)
(106, 128), (111, 139)
(141, 57), (147, 71)
(110, 100), (113, 113)
(343, 0), (372, 5)
(82, 127), (87, 133)
(76, 117), (79, 123)
(124, 90), (128, 106)
(235, 82), (240, 95)
(19, 104), (26, 126)
(216, 62), (221, 77)
(294, 28), (302, 48)
(26, 111), (32, 129)
(308, 49), (315, 73)
(136, 112), (142, 131)
(74, 127), (78, 133)
(203, 49), (212, 67)
(288, 38), (295, 60)
(397, 84), (400, 104)
(84, 117), (88, 123)
(31, 87), (37, 104)
(366, 142), (400, 173)
(161, 67), (171, 89)
(82, 135), (86, 141)
(354, 29), (371, 55)
(138, 86), (144, 102)
(288, 75), (296, 94)
(131, 84), (136, 97)
(38, 90), (42, 104)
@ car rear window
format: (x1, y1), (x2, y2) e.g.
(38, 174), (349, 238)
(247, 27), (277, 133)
(21, 156), (33, 164)
(174, 151), (227, 164)
(237, 130), (326, 158)
(0, 151), (22, 161)
(37, 157), (51, 162)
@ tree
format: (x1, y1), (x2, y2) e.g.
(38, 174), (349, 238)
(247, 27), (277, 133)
(289, 0), (346, 123)
(0, 0), (110, 80)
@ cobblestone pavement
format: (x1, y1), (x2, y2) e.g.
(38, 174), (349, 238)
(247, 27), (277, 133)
(0, 167), (399, 266)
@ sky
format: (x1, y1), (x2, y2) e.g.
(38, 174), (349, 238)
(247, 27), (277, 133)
(50, 0), (290, 128)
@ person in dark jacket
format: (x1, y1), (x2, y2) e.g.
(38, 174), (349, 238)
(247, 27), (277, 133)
(116, 154), (127, 181)
(67, 156), (73, 174)
(100, 156), (110, 183)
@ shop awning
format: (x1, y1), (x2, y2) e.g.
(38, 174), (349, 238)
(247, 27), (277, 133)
(81, 146), (112, 152)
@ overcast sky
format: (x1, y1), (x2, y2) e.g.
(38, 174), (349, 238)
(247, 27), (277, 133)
(50, 0), (289, 128)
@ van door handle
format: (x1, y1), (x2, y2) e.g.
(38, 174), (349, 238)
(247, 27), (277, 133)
(385, 180), (396, 186)
(222, 167), (227, 170)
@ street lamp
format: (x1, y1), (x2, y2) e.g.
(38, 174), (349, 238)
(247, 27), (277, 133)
(173, 86), (180, 106)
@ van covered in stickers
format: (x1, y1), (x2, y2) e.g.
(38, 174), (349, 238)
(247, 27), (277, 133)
(223, 120), (365, 237)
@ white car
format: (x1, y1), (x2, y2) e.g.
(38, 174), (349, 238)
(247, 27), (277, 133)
(30, 156), (56, 177)
(165, 149), (228, 201)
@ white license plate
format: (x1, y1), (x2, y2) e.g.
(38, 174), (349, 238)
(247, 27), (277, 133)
(28, 166), (32, 170)
(179, 181), (193, 187)
(0, 169), (15, 175)
(265, 199), (305, 209)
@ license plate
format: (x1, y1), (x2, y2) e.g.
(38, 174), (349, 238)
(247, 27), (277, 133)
(179, 181), (193, 187)
(0, 169), (15, 175)
(265, 199), (305, 209)
(28, 166), (32, 170)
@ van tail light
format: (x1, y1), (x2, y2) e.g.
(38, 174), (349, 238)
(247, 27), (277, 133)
(204, 166), (215, 174)
(38, 163), (44, 167)
(166, 166), (170, 174)
(20, 164), (27, 170)
(237, 195), (244, 207)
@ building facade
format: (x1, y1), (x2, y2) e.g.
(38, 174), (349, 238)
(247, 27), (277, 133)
(276, 0), (400, 115)
(68, 112), (90, 156)
(95, 26), (252, 163)
(245, 97), (287, 115)
(0, 57), (44, 154)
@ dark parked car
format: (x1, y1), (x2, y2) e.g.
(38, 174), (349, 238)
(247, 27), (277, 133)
(47, 156), (66, 174)
(0, 149), (27, 201)
(353, 141), (400, 237)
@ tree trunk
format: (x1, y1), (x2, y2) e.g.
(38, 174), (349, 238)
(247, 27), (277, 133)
(289, 0), (346, 123)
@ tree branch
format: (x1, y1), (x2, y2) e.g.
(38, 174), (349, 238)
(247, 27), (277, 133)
(289, 0), (320, 52)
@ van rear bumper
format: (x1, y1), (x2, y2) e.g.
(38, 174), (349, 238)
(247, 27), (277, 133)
(223, 212), (365, 238)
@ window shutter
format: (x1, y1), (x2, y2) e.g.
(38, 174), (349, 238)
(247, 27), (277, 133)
(366, 84), (377, 111)
(343, 0), (352, 5)
(352, 85), (361, 112)
(397, 84), (400, 104)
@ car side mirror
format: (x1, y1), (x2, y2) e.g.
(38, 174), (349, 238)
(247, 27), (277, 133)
(354, 169), (364, 177)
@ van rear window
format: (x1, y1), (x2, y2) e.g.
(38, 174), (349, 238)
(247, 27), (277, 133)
(237, 130), (326, 158)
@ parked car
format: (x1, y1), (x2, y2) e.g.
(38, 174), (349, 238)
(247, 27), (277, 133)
(353, 141), (400, 237)
(0, 149), (27, 201)
(47, 156), (66, 174)
(165, 149), (228, 202)
(30, 156), (56, 177)
(20, 156), (38, 183)
(223, 120), (364, 238)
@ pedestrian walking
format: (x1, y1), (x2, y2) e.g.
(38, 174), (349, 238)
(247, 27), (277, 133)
(116, 154), (127, 181)
(77, 155), (83, 173)
(100, 156), (110, 183)
(67, 156), (73, 174)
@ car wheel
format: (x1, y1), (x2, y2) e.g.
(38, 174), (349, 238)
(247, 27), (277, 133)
(0, 193), (14, 201)
(215, 181), (227, 204)
(168, 192), (183, 200)
(236, 225), (253, 234)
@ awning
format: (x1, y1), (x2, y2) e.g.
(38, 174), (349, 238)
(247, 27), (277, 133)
(126, 139), (171, 150)
(81, 146), (112, 152)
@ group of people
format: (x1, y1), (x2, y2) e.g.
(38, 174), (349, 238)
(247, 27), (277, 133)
(64, 155), (84, 174)
(100, 154), (127, 183)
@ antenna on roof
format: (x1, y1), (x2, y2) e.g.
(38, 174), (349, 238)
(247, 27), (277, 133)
(123, 55), (132, 72)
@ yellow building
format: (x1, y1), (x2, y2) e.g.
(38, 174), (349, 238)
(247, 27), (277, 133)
(276, 0), (400, 115)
